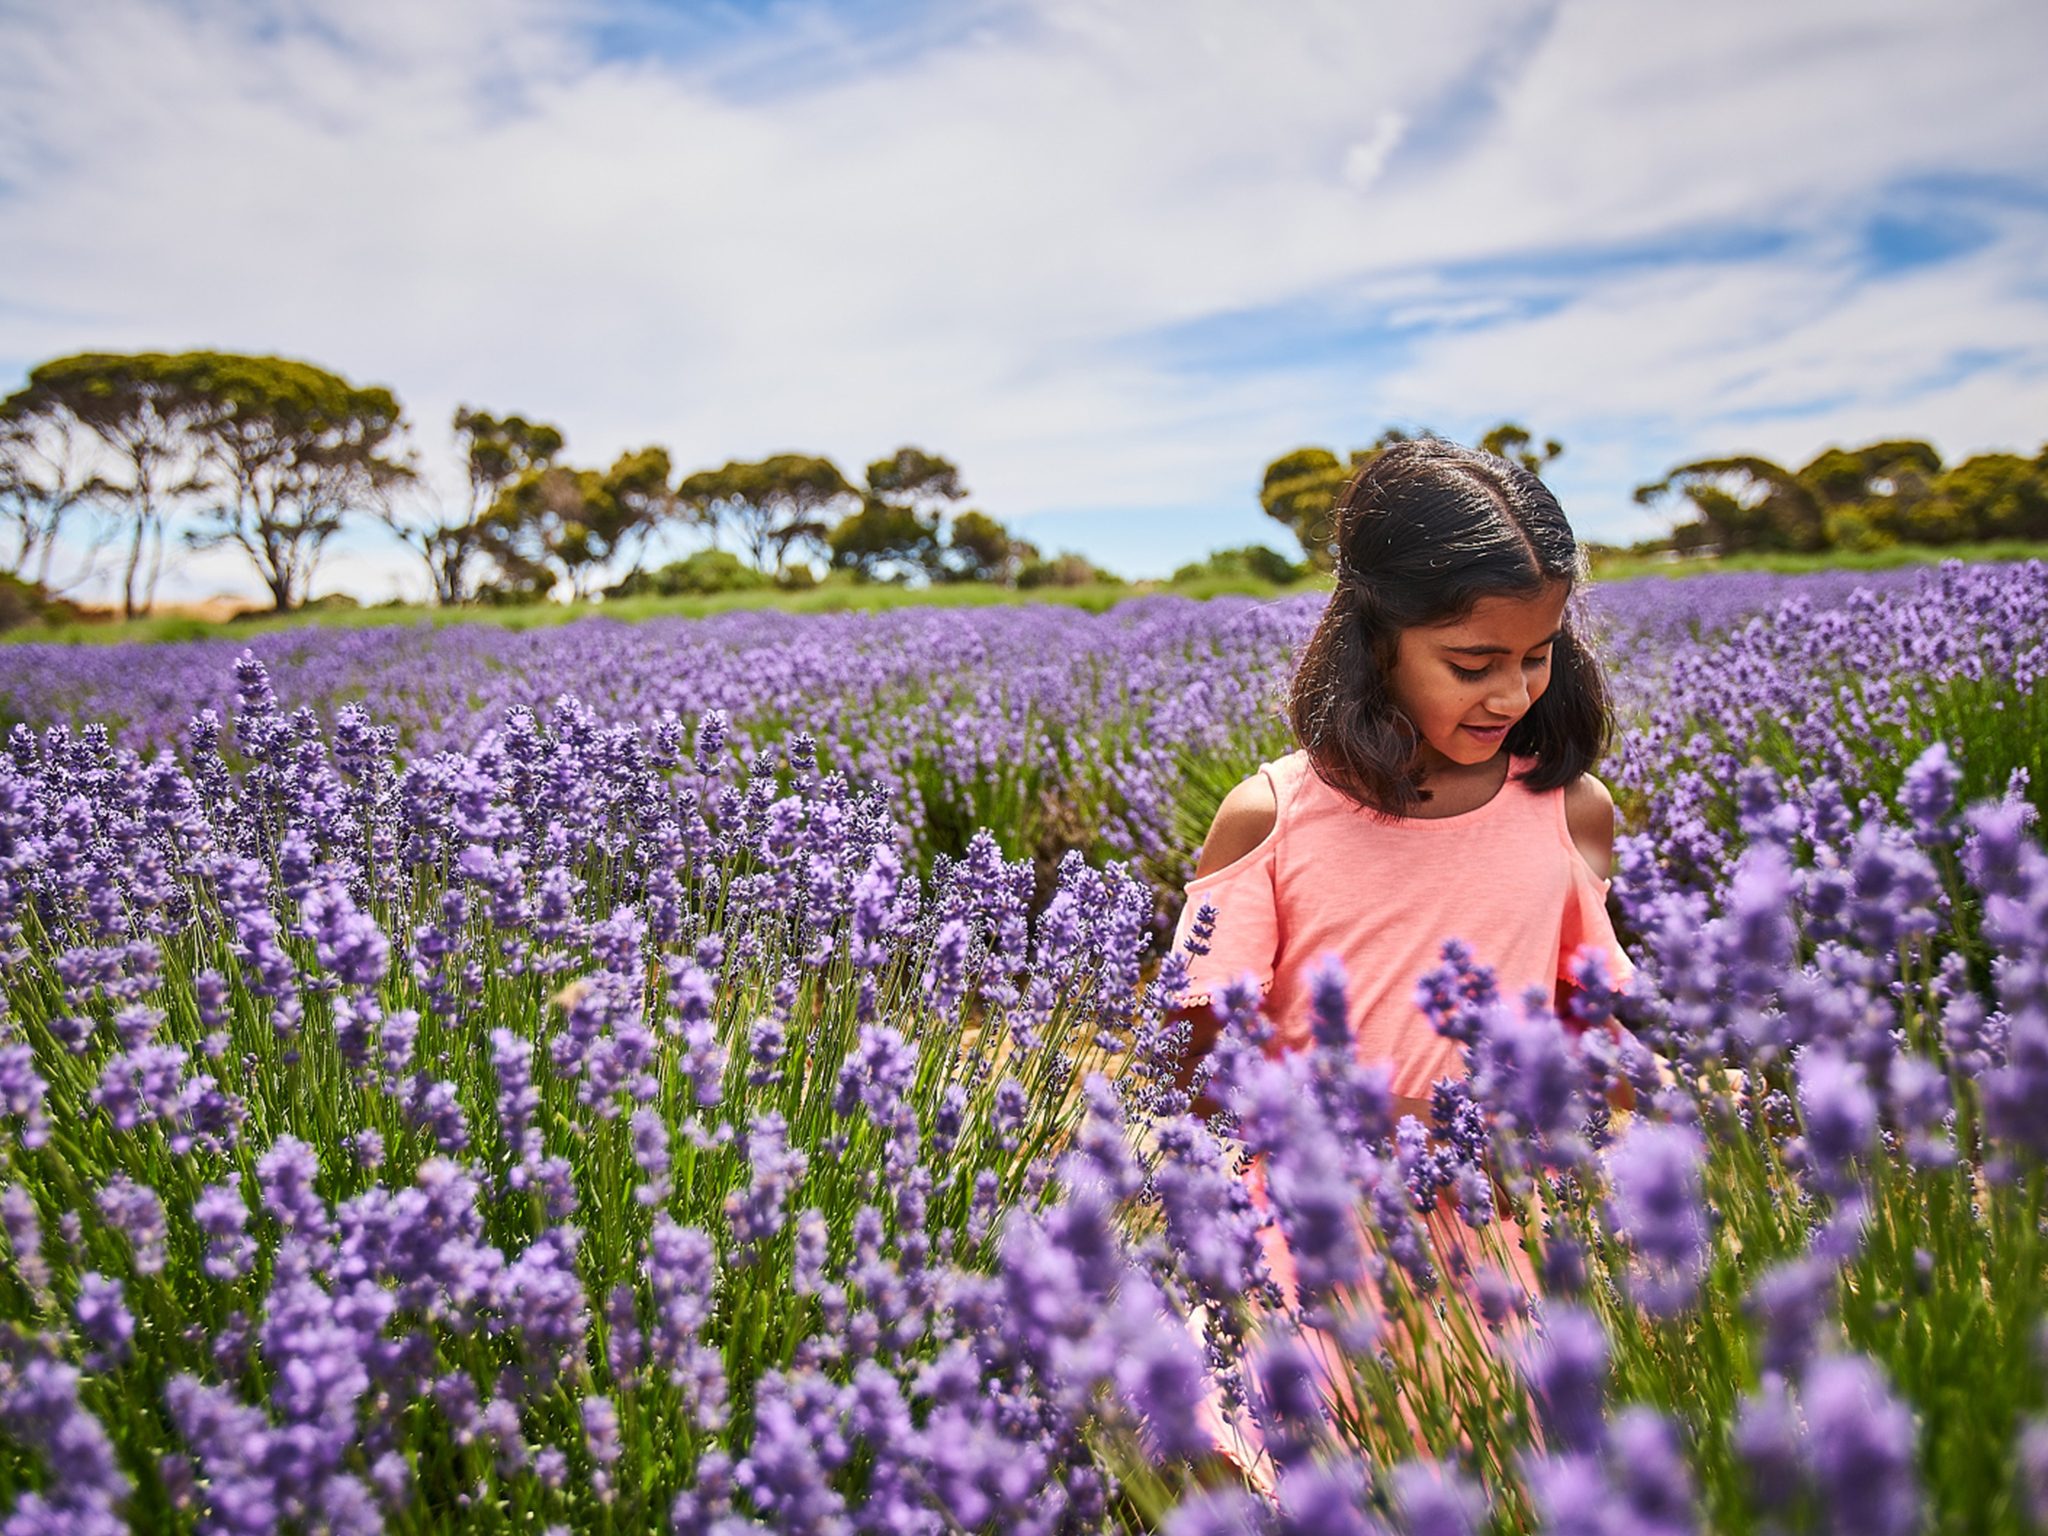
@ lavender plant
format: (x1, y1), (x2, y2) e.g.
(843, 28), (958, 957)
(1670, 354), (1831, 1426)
(0, 655), (1182, 1532)
(0, 560), (2042, 1535)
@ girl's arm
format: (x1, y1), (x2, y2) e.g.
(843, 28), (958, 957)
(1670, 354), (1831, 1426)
(1560, 771), (1634, 1109)
(1171, 774), (1281, 1106)
(1195, 773), (1278, 879)
(1562, 772), (1616, 879)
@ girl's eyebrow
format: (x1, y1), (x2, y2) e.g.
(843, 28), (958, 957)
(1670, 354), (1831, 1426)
(1440, 629), (1564, 656)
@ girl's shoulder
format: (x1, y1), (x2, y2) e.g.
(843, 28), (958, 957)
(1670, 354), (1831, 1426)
(1559, 772), (1617, 879)
(1192, 752), (1312, 880)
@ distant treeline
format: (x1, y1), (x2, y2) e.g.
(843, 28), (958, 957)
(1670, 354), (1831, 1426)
(1256, 425), (2048, 565)
(0, 351), (1109, 617)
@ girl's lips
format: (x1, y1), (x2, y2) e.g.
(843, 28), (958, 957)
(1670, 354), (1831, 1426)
(1462, 722), (1509, 740)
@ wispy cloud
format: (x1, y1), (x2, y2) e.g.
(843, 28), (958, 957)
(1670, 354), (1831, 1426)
(0, 0), (2043, 599)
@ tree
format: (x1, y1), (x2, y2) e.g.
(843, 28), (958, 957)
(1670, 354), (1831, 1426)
(606, 549), (770, 599)
(181, 354), (410, 612)
(387, 408), (565, 606)
(1170, 546), (1305, 585)
(944, 510), (1028, 585)
(1797, 440), (1941, 548)
(1259, 430), (1414, 570)
(865, 447), (965, 512)
(828, 502), (941, 582)
(826, 447), (968, 583)
(1934, 451), (2048, 541)
(1479, 422), (1563, 473)
(479, 447), (680, 602)
(1634, 456), (1825, 554)
(0, 397), (106, 592)
(679, 455), (856, 575)
(3, 353), (213, 618)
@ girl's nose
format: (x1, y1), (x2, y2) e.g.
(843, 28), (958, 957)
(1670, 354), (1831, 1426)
(1487, 674), (1531, 715)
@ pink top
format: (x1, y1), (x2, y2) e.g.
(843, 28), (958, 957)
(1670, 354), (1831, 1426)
(1171, 751), (1633, 1100)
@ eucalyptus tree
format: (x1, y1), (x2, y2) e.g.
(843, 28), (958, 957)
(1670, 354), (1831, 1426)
(679, 454), (856, 576)
(385, 408), (565, 605)
(480, 447), (681, 602)
(182, 354), (410, 611)
(1, 353), (212, 617)
(0, 393), (106, 592)
(827, 447), (966, 582)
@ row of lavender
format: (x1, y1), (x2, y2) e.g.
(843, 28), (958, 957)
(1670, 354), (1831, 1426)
(0, 567), (1982, 898)
(0, 562), (2041, 1533)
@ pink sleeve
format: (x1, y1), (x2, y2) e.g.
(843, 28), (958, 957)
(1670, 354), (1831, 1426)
(1171, 846), (1281, 1007)
(1559, 867), (1635, 990)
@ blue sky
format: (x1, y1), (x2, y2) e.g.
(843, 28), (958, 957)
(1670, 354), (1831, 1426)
(1, 0), (2045, 600)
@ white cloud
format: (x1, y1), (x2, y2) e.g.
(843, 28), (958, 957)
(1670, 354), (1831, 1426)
(1, 0), (2044, 595)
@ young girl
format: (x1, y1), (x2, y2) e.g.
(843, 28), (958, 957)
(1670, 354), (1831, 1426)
(1174, 437), (1632, 1118)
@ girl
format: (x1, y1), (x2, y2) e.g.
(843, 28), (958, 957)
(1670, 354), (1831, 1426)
(1173, 437), (1632, 1119)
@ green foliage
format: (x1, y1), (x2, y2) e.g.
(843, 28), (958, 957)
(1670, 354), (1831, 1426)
(678, 456), (856, 576)
(862, 447), (964, 510)
(1017, 551), (1121, 589)
(1168, 545), (1305, 586)
(0, 574), (78, 634)
(1477, 421), (1563, 473)
(826, 502), (941, 583)
(479, 447), (683, 603)
(827, 448), (970, 583)
(3, 352), (218, 618)
(178, 353), (411, 612)
(941, 511), (1028, 586)
(384, 408), (568, 608)
(606, 550), (771, 600)
(1259, 426), (1550, 569)
(1638, 438), (2048, 554)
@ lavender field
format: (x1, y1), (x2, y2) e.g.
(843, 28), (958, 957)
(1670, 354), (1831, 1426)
(0, 561), (2043, 1535)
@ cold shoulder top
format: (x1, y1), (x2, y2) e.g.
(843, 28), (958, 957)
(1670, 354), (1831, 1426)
(1170, 750), (1633, 1100)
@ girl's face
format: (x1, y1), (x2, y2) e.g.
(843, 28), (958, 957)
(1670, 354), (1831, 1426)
(1387, 582), (1571, 771)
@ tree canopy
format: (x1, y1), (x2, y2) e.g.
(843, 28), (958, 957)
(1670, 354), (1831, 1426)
(3, 352), (218, 617)
(681, 455), (857, 575)
(826, 447), (969, 583)
(1636, 438), (2048, 552)
(180, 353), (410, 611)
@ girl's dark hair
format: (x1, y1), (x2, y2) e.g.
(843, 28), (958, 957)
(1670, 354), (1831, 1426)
(1287, 436), (1612, 814)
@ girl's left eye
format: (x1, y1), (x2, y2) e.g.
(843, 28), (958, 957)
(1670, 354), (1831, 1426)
(1451, 663), (1488, 681)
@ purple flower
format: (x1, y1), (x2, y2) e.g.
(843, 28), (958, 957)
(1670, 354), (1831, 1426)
(74, 1272), (134, 1364)
(1517, 1306), (1609, 1455)
(1110, 1273), (1212, 1460)
(1732, 1374), (1805, 1513)
(1898, 741), (1960, 846)
(301, 879), (390, 986)
(1605, 1406), (1697, 1535)
(1165, 1488), (1268, 1536)
(499, 1226), (589, 1386)
(991, 1077), (1028, 1153)
(1389, 1459), (1485, 1536)
(96, 1174), (168, 1275)
(2018, 1417), (2048, 1531)
(1275, 1459), (1374, 1536)
(1748, 1257), (1837, 1377)
(724, 1112), (808, 1254)
(1604, 1122), (1708, 1315)
(257, 1135), (330, 1245)
(194, 1177), (254, 1281)
(1796, 1048), (1877, 1186)
(2, 1185), (49, 1295)
(0, 1355), (130, 1532)
(631, 1107), (672, 1206)
(1253, 1336), (1326, 1467)
(1802, 1354), (1921, 1536)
